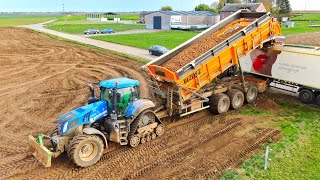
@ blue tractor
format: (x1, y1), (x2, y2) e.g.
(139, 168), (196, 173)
(29, 78), (164, 167)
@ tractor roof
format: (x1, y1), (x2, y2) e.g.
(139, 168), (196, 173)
(99, 78), (139, 89)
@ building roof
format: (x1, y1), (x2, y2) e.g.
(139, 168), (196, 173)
(99, 78), (139, 89)
(220, 3), (263, 12)
(146, 11), (218, 16)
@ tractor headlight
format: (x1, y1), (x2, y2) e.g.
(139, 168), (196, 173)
(62, 121), (69, 134)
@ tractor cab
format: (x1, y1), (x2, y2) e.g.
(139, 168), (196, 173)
(99, 78), (140, 118)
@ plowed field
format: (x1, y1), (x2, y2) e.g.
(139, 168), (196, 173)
(0, 28), (281, 179)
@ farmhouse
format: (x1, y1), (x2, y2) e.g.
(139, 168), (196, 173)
(220, 3), (266, 20)
(144, 11), (220, 30)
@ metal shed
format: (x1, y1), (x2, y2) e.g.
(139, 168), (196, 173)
(144, 11), (220, 30)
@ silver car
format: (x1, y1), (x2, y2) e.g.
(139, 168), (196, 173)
(84, 28), (100, 34)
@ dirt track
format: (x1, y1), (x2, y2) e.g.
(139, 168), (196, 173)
(0, 28), (281, 179)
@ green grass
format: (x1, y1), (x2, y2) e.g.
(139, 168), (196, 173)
(45, 23), (145, 34)
(56, 15), (86, 22)
(290, 13), (320, 21)
(281, 21), (320, 35)
(91, 31), (198, 50)
(119, 14), (140, 21)
(0, 14), (61, 27)
(221, 102), (320, 179)
(42, 31), (148, 63)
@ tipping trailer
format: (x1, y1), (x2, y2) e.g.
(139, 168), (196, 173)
(240, 44), (320, 105)
(144, 10), (283, 117)
(29, 10), (283, 168)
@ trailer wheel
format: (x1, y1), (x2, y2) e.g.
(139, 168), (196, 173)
(316, 94), (320, 106)
(68, 135), (104, 167)
(245, 85), (258, 103)
(299, 89), (315, 104)
(209, 93), (230, 114)
(227, 89), (244, 110)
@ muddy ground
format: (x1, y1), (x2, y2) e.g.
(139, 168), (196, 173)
(0, 28), (306, 179)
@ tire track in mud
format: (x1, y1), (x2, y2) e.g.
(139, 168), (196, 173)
(123, 121), (243, 179)
(0, 27), (150, 179)
(0, 156), (40, 180)
(201, 129), (280, 179)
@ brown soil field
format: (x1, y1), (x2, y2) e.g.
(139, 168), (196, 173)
(0, 28), (282, 179)
(286, 32), (320, 46)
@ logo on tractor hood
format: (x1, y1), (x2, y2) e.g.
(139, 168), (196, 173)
(57, 101), (108, 134)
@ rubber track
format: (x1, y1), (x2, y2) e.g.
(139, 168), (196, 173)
(127, 116), (141, 142)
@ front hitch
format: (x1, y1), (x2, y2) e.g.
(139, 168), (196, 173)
(28, 133), (66, 167)
(28, 134), (53, 167)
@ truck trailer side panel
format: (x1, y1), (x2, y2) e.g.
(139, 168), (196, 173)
(240, 44), (320, 90)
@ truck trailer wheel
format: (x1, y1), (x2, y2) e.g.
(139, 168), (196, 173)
(245, 85), (258, 103)
(68, 135), (104, 167)
(209, 93), (230, 114)
(227, 89), (244, 110)
(299, 89), (315, 104)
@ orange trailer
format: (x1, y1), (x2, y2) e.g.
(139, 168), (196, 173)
(143, 10), (284, 117)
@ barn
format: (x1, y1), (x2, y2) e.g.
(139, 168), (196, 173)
(144, 11), (220, 30)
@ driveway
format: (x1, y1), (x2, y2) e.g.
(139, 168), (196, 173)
(84, 29), (164, 37)
(22, 21), (155, 61)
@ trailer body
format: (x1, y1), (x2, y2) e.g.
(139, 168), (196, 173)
(240, 44), (320, 104)
(144, 10), (283, 117)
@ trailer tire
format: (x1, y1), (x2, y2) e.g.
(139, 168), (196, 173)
(299, 89), (315, 104)
(68, 134), (104, 167)
(316, 94), (320, 106)
(227, 89), (245, 110)
(209, 93), (230, 114)
(245, 85), (258, 103)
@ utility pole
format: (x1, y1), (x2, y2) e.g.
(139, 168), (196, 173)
(62, 3), (66, 25)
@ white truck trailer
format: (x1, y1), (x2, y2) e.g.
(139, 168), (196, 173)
(240, 44), (320, 105)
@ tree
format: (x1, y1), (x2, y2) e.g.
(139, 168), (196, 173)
(195, 3), (218, 13)
(279, 0), (291, 14)
(160, 6), (173, 11)
(210, 2), (219, 9)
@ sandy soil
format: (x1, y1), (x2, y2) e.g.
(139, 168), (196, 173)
(162, 27), (243, 72)
(286, 32), (320, 46)
(0, 28), (282, 179)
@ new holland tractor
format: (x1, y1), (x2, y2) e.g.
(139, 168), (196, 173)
(29, 78), (164, 167)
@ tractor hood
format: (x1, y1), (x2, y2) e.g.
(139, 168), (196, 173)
(57, 100), (108, 135)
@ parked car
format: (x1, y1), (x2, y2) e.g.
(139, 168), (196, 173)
(84, 28), (100, 34)
(101, 28), (114, 34)
(149, 45), (169, 56)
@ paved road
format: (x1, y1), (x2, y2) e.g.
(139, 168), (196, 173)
(84, 29), (164, 37)
(22, 21), (155, 61)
